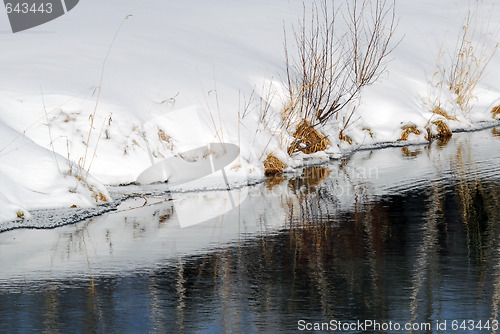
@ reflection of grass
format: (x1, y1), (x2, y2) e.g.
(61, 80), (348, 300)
(401, 147), (422, 158)
(289, 166), (330, 194)
(492, 128), (500, 137)
(265, 174), (286, 190)
(452, 145), (500, 267)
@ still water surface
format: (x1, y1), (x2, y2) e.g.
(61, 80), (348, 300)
(0, 128), (500, 333)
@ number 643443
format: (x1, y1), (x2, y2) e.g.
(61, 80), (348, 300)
(5, 2), (53, 14)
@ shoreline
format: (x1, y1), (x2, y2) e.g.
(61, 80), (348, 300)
(2, 121), (498, 231)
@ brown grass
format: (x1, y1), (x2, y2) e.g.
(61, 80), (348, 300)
(338, 130), (353, 144)
(492, 128), (500, 137)
(426, 119), (453, 141)
(399, 123), (421, 141)
(75, 174), (109, 203)
(445, 4), (498, 113)
(431, 106), (458, 121)
(362, 127), (374, 138)
(288, 119), (330, 155)
(263, 154), (286, 176)
(492, 106), (500, 118)
(158, 129), (171, 142)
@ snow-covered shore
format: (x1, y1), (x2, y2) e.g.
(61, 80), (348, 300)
(1, 0), (499, 222)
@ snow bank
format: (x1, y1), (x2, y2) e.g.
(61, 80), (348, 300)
(0, 0), (499, 221)
(0, 121), (110, 222)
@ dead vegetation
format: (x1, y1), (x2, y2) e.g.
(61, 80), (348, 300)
(338, 129), (353, 144)
(288, 119), (331, 155)
(74, 173), (109, 204)
(301, 166), (330, 187)
(426, 119), (453, 141)
(399, 123), (421, 141)
(431, 106), (458, 121)
(362, 127), (374, 139)
(289, 166), (330, 194)
(401, 147), (422, 157)
(492, 106), (500, 118)
(263, 154), (286, 175)
(432, 3), (498, 114)
(265, 174), (286, 189)
(284, 0), (397, 152)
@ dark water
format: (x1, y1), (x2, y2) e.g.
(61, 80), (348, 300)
(1, 128), (500, 333)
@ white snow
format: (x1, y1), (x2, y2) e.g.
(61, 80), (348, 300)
(0, 0), (499, 221)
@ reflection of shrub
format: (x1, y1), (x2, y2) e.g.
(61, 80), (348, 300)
(401, 147), (422, 158)
(288, 166), (330, 194)
(284, 0), (397, 147)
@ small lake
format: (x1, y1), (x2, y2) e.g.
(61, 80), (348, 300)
(1, 127), (499, 333)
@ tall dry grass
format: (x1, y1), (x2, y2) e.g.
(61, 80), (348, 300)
(433, 3), (498, 114)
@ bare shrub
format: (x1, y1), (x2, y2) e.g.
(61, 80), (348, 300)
(284, 0), (397, 137)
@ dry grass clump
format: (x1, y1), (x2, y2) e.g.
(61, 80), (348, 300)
(263, 154), (286, 176)
(431, 106), (458, 121)
(492, 128), (500, 137)
(158, 129), (171, 142)
(399, 123), (421, 141)
(492, 106), (500, 118)
(288, 119), (330, 155)
(426, 119), (453, 141)
(16, 210), (25, 220)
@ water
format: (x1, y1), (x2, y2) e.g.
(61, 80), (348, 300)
(1, 128), (499, 333)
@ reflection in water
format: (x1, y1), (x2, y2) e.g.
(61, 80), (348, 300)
(0, 129), (499, 332)
(401, 146), (423, 158)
